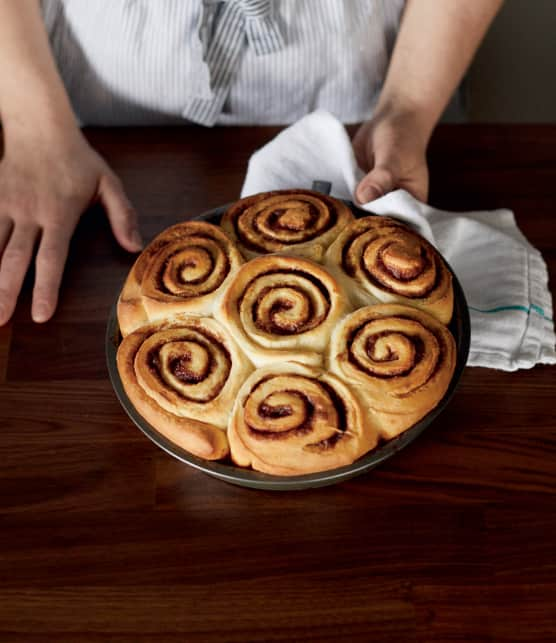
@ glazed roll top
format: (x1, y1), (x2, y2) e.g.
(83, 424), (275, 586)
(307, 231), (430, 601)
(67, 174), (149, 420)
(229, 363), (378, 475)
(116, 315), (253, 459)
(117, 221), (244, 336)
(324, 216), (453, 324)
(328, 304), (456, 439)
(216, 254), (351, 367)
(221, 189), (354, 261)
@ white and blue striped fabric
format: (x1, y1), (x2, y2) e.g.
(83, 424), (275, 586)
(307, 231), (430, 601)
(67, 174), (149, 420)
(40, 0), (405, 126)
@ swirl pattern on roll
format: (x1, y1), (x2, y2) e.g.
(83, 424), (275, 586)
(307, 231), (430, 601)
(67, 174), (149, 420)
(216, 254), (351, 367)
(229, 363), (378, 475)
(328, 304), (456, 439)
(324, 216), (453, 323)
(221, 189), (354, 261)
(117, 221), (244, 336)
(116, 315), (253, 459)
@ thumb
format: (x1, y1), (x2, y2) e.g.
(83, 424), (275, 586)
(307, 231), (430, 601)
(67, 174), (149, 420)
(355, 166), (395, 205)
(98, 173), (143, 252)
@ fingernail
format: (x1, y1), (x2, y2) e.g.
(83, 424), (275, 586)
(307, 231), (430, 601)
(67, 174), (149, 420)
(33, 304), (49, 323)
(358, 185), (381, 204)
(130, 229), (143, 250)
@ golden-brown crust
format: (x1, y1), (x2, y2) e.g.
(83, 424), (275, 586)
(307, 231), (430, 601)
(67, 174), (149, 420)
(215, 254), (352, 367)
(221, 189), (354, 262)
(116, 315), (253, 460)
(324, 216), (454, 324)
(117, 221), (244, 337)
(327, 304), (456, 440)
(116, 202), (461, 475)
(228, 362), (379, 475)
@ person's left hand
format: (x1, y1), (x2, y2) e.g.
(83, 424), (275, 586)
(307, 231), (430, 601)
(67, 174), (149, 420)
(352, 110), (430, 204)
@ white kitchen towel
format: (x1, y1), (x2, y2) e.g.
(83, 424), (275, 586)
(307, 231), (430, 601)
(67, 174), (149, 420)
(241, 109), (556, 370)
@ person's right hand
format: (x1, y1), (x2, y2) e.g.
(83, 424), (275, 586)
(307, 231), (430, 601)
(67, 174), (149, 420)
(0, 126), (142, 325)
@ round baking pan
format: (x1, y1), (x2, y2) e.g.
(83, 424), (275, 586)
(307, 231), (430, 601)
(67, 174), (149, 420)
(106, 201), (471, 490)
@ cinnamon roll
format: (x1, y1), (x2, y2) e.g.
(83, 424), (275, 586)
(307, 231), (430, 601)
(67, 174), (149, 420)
(328, 304), (456, 439)
(216, 254), (351, 367)
(229, 362), (379, 475)
(324, 216), (453, 324)
(117, 221), (244, 336)
(221, 189), (354, 261)
(116, 315), (253, 460)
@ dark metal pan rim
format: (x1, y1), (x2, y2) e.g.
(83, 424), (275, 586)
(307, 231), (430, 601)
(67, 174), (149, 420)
(105, 201), (470, 490)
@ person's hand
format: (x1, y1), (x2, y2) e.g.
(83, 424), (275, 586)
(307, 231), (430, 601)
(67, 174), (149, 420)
(0, 127), (142, 325)
(352, 109), (429, 205)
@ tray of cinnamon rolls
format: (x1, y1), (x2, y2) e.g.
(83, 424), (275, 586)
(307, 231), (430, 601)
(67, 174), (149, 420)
(106, 188), (470, 489)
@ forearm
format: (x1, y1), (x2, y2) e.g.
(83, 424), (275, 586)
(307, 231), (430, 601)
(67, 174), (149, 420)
(376, 0), (503, 144)
(0, 0), (77, 144)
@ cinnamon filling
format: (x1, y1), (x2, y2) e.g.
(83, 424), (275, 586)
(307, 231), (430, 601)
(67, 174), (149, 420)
(252, 285), (317, 334)
(243, 377), (349, 450)
(259, 403), (293, 419)
(148, 352), (161, 373)
(305, 381), (349, 451)
(346, 316), (445, 381)
(341, 227), (444, 299)
(380, 241), (425, 280)
(234, 194), (338, 250)
(272, 208), (312, 232)
(175, 249), (214, 285)
(143, 328), (231, 402)
(170, 353), (208, 383)
(239, 269), (331, 334)
(248, 394), (314, 441)
(362, 250), (438, 297)
(362, 332), (422, 378)
(154, 237), (230, 296)
(341, 233), (361, 277)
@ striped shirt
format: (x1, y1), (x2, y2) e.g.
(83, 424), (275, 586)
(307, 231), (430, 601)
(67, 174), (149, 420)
(40, 0), (406, 126)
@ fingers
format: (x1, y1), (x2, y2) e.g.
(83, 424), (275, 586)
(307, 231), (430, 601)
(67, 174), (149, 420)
(98, 173), (142, 252)
(351, 126), (372, 172)
(407, 178), (429, 204)
(0, 222), (40, 325)
(355, 166), (396, 205)
(0, 216), (13, 256)
(31, 225), (73, 323)
(352, 115), (429, 204)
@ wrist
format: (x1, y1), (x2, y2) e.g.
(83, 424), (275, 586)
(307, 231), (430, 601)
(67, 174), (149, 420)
(1, 84), (79, 149)
(372, 96), (438, 150)
(1, 106), (80, 154)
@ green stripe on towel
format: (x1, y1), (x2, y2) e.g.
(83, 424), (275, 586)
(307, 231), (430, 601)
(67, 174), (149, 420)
(469, 304), (553, 322)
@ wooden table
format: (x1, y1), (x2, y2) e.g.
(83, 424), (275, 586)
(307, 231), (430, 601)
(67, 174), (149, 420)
(1, 125), (555, 642)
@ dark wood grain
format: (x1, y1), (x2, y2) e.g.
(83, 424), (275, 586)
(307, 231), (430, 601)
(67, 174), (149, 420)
(1, 124), (556, 642)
